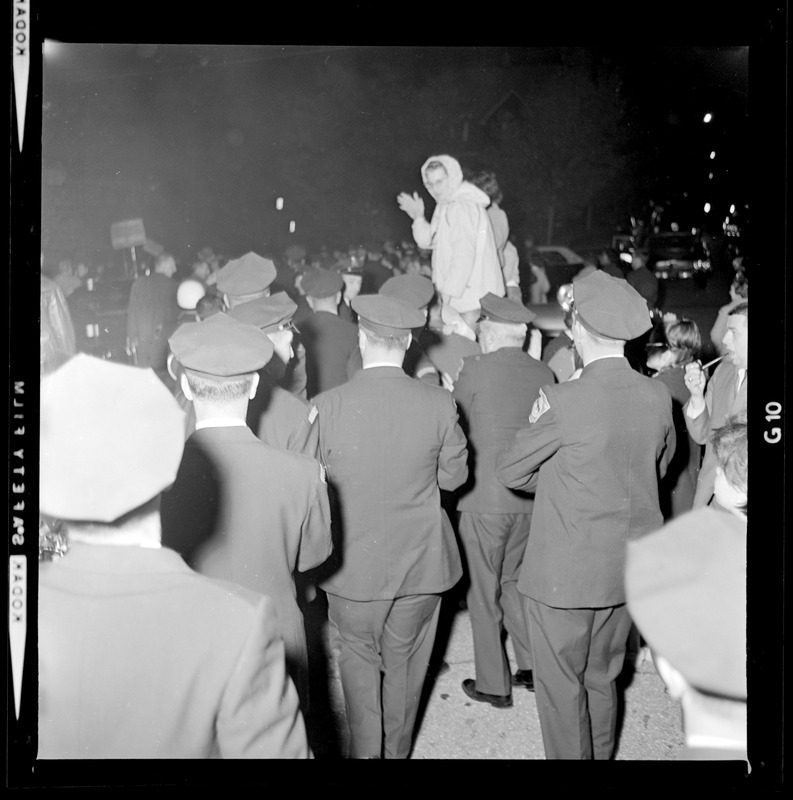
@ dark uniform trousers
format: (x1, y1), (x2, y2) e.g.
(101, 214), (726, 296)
(526, 598), (633, 760)
(459, 512), (533, 696)
(326, 592), (441, 759)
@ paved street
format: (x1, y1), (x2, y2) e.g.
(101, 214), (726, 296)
(305, 597), (685, 761)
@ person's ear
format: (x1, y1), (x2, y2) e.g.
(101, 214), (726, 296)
(180, 372), (193, 401)
(248, 372), (260, 400)
(334, 291), (342, 305)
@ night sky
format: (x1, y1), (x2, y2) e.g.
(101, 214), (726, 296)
(39, 40), (751, 268)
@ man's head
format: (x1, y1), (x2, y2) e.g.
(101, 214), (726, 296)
(155, 254), (177, 278)
(353, 294), (426, 365)
(40, 354), (185, 525)
(301, 268), (344, 313)
(711, 414), (748, 516)
(228, 292), (299, 365)
(168, 312), (274, 414)
(476, 292), (536, 353)
(569, 271), (652, 360)
(191, 260), (211, 282)
(195, 293), (226, 321)
(722, 302), (748, 369)
(334, 258), (364, 303)
(216, 252), (277, 309)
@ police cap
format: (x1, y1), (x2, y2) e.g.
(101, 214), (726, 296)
(40, 354), (185, 522)
(479, 292), (536, 324)
(379, 274), (435, 310)
(353, 293), (426, 336)
(625, 507), (747, 700)
(168, 312), (274, 379)
(216, 252), (277, 296)
(572, 270), (652, 341)
(228, 292), (299, 334)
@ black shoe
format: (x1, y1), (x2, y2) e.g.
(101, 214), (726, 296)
(461, 678), (513, 708)
(511, 669), (535, 691)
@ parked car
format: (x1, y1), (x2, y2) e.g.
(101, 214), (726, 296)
(530, 245), (585, 298)
(645, 232), (712, 286)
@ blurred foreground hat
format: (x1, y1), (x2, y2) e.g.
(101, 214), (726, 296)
(169, 312), (273, 379)
(380, 274), (435, 310)
(228, 292), (299, 334)
(176, 279), (207, 311)
(572, 271), (652, 341)
(40, 354), (185, 522)
(301, 267), (343, 298)
(625, 507), (747, 700)
(479, 292), (536, 325)
(353, 294), (425, 336)
(216, 252), (277, 296)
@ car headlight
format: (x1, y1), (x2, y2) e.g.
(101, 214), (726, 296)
(694, 259), (711, 271)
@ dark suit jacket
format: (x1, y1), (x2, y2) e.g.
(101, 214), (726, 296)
(299, 311), (360, 399)
(684, 358), (747, 507)
(159, 425), (332, 679)
(313, 366), (469, 600)
(38, 542), (308, 759)
(454, 347), (556, 514)
(496, 356), (675, 608)
(126, 273), (179, 369)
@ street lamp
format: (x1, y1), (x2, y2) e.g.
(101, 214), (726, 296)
(703, 112), (713, 123)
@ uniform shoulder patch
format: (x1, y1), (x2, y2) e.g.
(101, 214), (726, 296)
(529, 388), (551, 424)
(307, 405), (319, 424)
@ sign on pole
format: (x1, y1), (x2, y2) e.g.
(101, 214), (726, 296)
(110, 219), (147, 250)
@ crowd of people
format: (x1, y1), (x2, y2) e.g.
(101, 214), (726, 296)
(38, 154), (748, 765)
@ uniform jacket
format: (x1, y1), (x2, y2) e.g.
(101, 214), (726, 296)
(314, 366), (469, 600)
(38, 542), (308, 759)
(653, 365), (700, 518)
(247, 368), (320, 459)
(453, 347), (556, 513)
(496, 356), (676, 608)
(411, 155), (504, 314)
(159, 425), (332, 674)
(684, 358), (747, 508)
(298, 310), (360, 399)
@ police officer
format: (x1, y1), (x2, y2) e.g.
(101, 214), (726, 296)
(159, 313), (332, 714)
(299, 267), (360, 399)
(216, 252), (309, 400)
(38, 354), (308, 758)
(496, 270), (676, 759)
(313, 294), (469, 758)
(454, 293), (556, 707)
(228, 291), (319, 458)
(215, 251), (277, 310)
